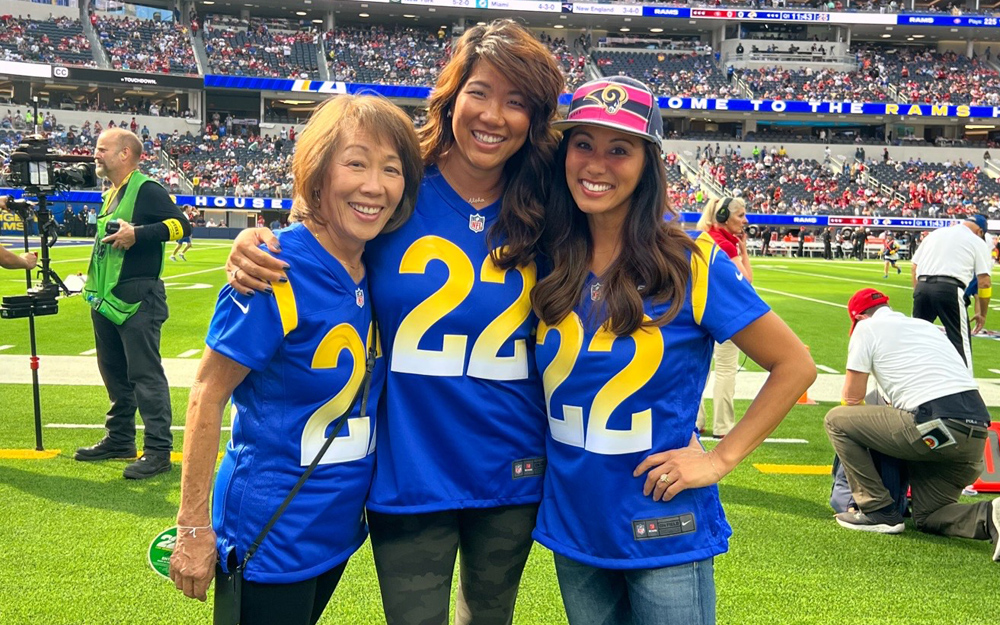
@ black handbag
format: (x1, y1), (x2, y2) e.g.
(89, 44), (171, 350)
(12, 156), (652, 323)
(213, 323), (378, 625)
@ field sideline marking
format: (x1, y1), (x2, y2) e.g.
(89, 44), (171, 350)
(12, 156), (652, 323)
(163, 266), (225, 280)
(816, 365), (840, 373)
(754, 463), (832, 475)
(0, 449), (223, 462)
(759, 267), (913, 291)
(0, 449), (61, 459)
(754, 287), (847, 309)
(990, 369), (1000, 376)
(0, 345), (13, 352)
(80, 348), (96, 356)
(46, 423), (232, 432)
(177, 349), (202, 358)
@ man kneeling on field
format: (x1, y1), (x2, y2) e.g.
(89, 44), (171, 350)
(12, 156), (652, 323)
(824, 288), (1000, 562)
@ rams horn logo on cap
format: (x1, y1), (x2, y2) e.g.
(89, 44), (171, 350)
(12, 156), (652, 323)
(584, 84), (629, 115)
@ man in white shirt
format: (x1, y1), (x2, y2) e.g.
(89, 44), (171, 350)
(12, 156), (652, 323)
(911, 214), (993, 371)
(824, 288), (999, 563)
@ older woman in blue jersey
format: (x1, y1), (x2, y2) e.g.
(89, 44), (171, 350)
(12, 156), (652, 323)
(169, 95), (421, 625)
(222, 20), (564, 625)
(531, 77), (816, 624)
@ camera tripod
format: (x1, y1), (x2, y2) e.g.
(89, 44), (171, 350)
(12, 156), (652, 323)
(2, 193), (71, 450)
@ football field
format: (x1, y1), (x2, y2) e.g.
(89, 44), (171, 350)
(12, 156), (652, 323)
(1, 238), (999, 625)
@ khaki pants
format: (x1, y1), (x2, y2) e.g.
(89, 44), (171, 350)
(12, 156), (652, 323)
(824, 404), (992, 539)
(696, 340), (739, 436)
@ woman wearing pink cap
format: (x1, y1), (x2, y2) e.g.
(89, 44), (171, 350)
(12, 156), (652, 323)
(531, 76), (816, 624)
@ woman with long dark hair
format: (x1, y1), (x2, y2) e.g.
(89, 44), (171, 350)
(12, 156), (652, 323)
(532, 76), (816, 624)
(221, 20), (564, 624)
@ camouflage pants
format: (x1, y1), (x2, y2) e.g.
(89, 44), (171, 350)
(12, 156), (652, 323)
(368, 504), (538, 625)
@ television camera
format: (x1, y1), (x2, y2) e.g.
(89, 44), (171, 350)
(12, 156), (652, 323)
(1, 134), (97, 319)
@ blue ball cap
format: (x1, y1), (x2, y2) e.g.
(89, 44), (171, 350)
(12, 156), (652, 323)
(965, 214), (988, 237)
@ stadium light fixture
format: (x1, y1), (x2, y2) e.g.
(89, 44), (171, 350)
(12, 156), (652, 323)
(359, 13), (369, 17)
(295, 11), (306, 15)
(912, 34), (924, 38)
(403, 14), (416, 18)
(650, 28), (663, 33)
(312, 19), (323, 23)
(202, 1), (214, 4)
(620, 27), (630, 32)
(554, 24), (564, 29)
(881, 34), (891, 38)
(477, 21), (486, 25)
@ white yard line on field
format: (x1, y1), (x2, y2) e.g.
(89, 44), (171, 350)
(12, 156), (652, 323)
(754, 287), (848, 309)
(815, 365), (840, 374)
(46, 423), (232, 432)
(163, 266), (225, 280)
(0, 345), (13, 351)
(758, 267), (913, 291)
(177, 349), (202, 358)
(990, 369), (1000, 376)
(79, 349), (96, 356)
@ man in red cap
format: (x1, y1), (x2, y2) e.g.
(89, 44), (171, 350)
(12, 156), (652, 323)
(824, 288), (999, 560)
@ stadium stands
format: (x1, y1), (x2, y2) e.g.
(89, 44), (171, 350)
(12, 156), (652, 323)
(593, 50), (733, 97)
(95, 16), (197, 75)
(205, 17), (319, 79)
(326, 25), (446, 87)
(165, 132), (294, 198)
(0, 16), (93, 66)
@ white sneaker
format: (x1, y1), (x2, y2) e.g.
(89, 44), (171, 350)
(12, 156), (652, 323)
(169, 256), (176, 261)
(963, 486), (979, 497)
(990, 497), (1000, 563)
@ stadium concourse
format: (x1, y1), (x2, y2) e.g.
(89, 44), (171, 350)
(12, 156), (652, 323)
(3, 1), (1000, 624)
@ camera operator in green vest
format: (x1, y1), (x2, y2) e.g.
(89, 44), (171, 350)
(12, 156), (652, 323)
(77, 128), (191, 480)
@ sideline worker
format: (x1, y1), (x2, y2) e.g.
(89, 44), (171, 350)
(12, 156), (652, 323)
(910, 215), (993, 371)
(76, 128), (190, 479)
(824, 288), (1000, 563)
(695, 196), (753, 437)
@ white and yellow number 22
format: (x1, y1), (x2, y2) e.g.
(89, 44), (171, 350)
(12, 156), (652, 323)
(299, 322), (375, 466)
(537, 314), (663, 455)
(391, 236), (536, 380)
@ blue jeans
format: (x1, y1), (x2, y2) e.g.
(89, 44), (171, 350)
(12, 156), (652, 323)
(554, 553), (716, 625)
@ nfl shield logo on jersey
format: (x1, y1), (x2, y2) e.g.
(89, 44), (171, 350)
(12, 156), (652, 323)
(590, 282), (603, 301)
(355, 288), (364, 308)
(469, 214), (485, 233)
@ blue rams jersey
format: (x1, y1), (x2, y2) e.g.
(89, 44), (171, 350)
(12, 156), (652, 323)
(365, 165), (547, 513)
(207, 223), (384, 583)
(533, 237), (770, 569)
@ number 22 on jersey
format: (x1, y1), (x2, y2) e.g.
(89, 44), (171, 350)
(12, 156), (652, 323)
(537, 313), (663, 455)
(299, 322), (378, 466)
(391, 235), (536, 380)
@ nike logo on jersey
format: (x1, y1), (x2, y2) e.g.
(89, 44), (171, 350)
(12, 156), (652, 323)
(229, 292), (250, 315)
(736, 271), (744, 281)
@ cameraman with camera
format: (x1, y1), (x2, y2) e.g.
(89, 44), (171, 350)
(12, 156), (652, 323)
(0, 246), (37, 270)
(76, 128), (190, 479)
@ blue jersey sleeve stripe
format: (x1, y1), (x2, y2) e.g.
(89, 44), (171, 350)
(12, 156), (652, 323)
(690, 233), (716, 325)
(272, 280), (298, 336)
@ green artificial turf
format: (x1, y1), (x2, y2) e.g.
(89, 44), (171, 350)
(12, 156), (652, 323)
(1, 245), (999, 624)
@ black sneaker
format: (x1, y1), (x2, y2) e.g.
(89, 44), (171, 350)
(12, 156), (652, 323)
(835, 507), (905, 534)
(74, 437), (137, 462)
(123, 454), (172, 480)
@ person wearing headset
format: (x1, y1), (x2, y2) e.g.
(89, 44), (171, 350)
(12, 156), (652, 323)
(696, 197), (754, 438)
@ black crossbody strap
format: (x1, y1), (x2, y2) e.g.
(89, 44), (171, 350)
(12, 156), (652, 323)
(240, 312), (379, 571)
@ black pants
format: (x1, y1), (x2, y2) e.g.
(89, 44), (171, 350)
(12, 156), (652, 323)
(823, 242), (832, 260)
(91, 279), (173, 454)
(912, 280), (972, 371)
(239, 561), (347, 625)
(368, 505), (537, 625)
